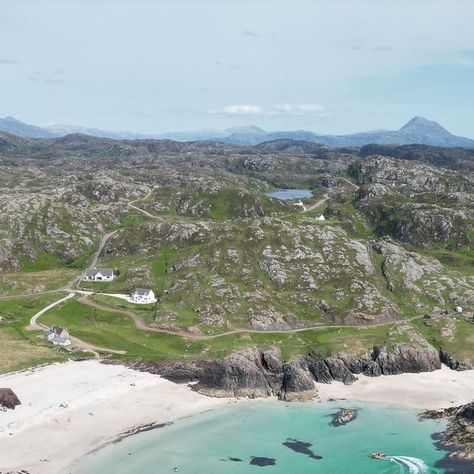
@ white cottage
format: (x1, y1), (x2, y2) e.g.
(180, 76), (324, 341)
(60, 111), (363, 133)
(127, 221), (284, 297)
(316, 214), (326, 221)
(131, 288), (156, 304)
(43, 326), (71, 346)
(83, 267), (116, 282)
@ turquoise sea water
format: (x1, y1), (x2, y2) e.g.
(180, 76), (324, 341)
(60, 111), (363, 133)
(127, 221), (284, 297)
(266, 189), (313, 200)
(70, 401), (453, 474)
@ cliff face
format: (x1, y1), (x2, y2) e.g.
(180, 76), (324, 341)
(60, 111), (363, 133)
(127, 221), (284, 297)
(125, 343), (441, 401)
(440, 350), (474, 371)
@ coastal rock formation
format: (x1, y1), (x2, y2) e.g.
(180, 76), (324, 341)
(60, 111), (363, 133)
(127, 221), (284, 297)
(278, 362), (317, 401)
(442, 402), (474, 460)
(0, 388), (21, 410)
(440, 350), (474, 371)
(421, 402), (474, 463)
(331, 408), (358, 427)
(370, 344), (441, 375)
(121, 343), (442, 401)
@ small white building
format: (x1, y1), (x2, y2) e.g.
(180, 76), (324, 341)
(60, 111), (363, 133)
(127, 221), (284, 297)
(316, 214), (326, 221)
(456, 306), (463, 314)
(294, 200), (306, 211)
(83, 267), (116, 282)
(44, 326), (71, 346)
(130, 288), (156, 304)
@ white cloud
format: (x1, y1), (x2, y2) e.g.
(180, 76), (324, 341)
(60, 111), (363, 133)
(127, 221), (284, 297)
(209, 105), (264, 115)
(208, 103), (329, 117)
(274, 103), (327, 115)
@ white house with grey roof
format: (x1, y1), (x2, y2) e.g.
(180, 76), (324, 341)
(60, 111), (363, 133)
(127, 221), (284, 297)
(82, 267), (116, 282)
(44, 326), (71, 346)
(130, 288), (156, 304)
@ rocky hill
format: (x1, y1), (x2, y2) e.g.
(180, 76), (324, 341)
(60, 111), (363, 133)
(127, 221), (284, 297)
(0, 132), (473, 380)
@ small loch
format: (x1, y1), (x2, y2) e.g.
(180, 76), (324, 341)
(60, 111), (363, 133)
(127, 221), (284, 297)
(266, 189), (313, 200)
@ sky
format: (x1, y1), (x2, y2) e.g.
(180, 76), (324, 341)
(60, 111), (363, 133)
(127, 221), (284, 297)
(0, 0), (473, 136)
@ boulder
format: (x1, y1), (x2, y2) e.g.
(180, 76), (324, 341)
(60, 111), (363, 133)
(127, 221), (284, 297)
(332, 408), (358, 426)
(0, 388), (21, 410)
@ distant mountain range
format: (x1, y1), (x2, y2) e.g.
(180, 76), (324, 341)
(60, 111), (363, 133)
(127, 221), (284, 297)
(1, 115), (473, 148)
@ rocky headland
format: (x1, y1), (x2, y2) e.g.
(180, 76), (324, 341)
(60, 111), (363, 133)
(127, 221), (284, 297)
(422, 402), (474, 463)
(122, 342), (442, 402)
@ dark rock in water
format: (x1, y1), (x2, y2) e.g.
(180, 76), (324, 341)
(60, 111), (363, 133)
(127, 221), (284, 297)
(425, 402), (474, 469)
(331, 408), (358, 427)
(442, 402), (474, 462)
(0, 388), (21, 410)
(278, 362), (317, 401)
(282, 438), (322, 460)
(249, 457), (276, 467)
(440, 350), (473, 371)
(220, 457), (242, 462)
(435, 456), (474, 474)
(420, 407), (460, 420)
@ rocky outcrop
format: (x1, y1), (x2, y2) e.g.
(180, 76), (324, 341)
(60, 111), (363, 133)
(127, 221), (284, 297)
(442, 402), (474, 461)
(332, 408), (358, 427)
(121, 343), (442, 402)
(421, 402), (474, 463)
(420, 406), (460, 420)
(370, 344), (441, 375)
(278, 362), (317, 401)
(440, 350), (474, 371)
(0, 388), (21, 410)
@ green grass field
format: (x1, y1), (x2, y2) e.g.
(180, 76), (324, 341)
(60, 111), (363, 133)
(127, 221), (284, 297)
(37, 297), (410, 362)
(0, 293), (76, 373)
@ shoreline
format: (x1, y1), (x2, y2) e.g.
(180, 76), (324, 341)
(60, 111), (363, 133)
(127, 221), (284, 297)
(0, 360), (232, 474)
(316, 365), (474, 410)
(1, 361), (473, 473)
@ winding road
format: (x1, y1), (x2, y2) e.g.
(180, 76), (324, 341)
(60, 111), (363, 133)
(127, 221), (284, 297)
(79, 295), (425, 341)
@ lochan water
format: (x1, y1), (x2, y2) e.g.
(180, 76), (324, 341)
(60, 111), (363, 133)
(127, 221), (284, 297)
(71, 401), (454, 474)
(266, 189), (313, 200)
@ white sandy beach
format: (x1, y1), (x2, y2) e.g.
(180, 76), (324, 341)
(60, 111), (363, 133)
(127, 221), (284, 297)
(1, 361), (473, 474)
(0, 361), (230, 474)
(317, 365), (474, 409)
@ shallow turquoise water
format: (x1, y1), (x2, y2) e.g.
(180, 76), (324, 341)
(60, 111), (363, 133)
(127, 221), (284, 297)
(266, 189), (312, 200)
(71, 401), (451, 474)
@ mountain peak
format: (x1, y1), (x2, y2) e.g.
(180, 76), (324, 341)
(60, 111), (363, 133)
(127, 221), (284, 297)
(399, 116), (449, 134)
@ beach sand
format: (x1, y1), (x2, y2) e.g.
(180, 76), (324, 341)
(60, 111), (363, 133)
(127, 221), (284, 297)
(0, 360), (230, 474)
(1, 361), (473, 473)
(316, 365), (474, 409)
